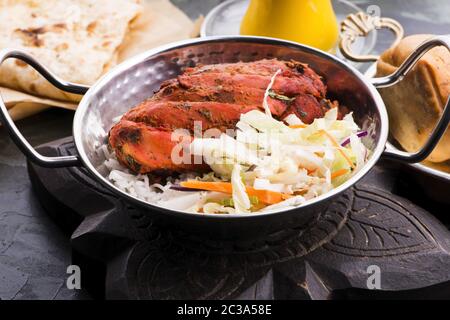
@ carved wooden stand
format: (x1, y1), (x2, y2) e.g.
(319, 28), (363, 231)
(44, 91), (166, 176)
(28, 138), (450, 299)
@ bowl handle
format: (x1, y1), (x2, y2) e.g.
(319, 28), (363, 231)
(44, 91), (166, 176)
(0, 49), (89, 168)
(370, 35), (450, 163)
(340, 11), (404, 63)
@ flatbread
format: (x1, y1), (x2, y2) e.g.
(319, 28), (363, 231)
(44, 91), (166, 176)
(118, 0), (199, 62)
(0, 0), (143, 102)
(423, 160), (450, 174)
(1, 86), (76, 109)
(7, 102), (50, 121)
(376, 34), (450, 163)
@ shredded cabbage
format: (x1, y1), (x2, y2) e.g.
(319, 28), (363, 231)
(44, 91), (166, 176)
(180, 67), (370, 214)
(263, 69), (282, 117)
(231, 164), (251, 213)
(183, 106), (370, 214)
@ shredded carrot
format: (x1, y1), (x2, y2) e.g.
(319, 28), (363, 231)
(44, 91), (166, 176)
(318, 130), (355, 169)
(289, 124), (307, 129)
(331, 169), (349, 179)
(246, 186), (293, 204)
(180, 181), (232, 193)
(179, 181), (292, 205)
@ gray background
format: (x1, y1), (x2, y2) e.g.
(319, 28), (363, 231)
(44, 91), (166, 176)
(0, 0), (449, 300)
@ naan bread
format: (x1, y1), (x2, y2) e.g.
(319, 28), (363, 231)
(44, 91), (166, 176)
(376, 34), (450, 163)
(118, 0), (197, 62)
(0, 0), (142, 102)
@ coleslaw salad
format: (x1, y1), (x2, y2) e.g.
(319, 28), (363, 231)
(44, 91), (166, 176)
(177, 70), (369, 214)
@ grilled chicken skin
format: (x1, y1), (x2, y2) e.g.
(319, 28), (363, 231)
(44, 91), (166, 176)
(109, 59), (337, 174)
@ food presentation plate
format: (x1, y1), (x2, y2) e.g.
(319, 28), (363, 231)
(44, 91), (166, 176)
(201, 0), (377, 64)
(366, 63), (450, 203)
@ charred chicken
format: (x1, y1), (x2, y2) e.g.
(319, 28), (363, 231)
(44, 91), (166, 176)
(109, 59), (339, 174)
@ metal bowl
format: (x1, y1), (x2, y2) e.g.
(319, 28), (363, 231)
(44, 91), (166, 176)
(1, 36), (449, 240)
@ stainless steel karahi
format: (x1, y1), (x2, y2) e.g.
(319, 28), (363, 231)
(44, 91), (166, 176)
(1, 36), (449, 240)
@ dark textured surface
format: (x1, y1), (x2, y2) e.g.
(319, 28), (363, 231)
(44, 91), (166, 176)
(1, 0), (450, 300)
(0, 110), (89, 300)
(27, 139), (450, 299)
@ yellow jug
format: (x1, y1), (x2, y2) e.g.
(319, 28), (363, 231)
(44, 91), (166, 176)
(240, 0), (339, 52)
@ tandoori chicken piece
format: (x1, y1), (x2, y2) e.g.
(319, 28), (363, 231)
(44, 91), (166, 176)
(110, 120), (210, 174)
(177, 72), (324, 99)
(154, 84), (290, 117)
(122, 101), (259, 132)
(183, 59), (292, 76)
(183, 59), (326, 95)
(109, 59), (339, 175)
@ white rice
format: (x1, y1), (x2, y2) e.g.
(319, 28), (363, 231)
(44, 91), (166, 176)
(99, 144), (207, 212)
